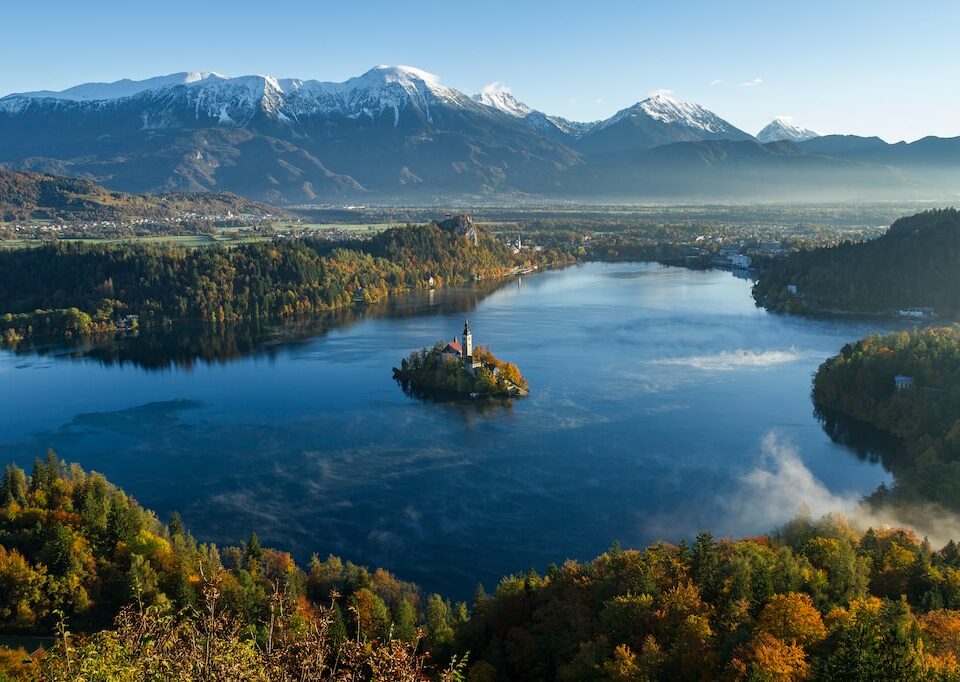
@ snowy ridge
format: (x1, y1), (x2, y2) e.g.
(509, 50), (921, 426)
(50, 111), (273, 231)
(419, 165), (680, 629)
(472, 83), (533, 117)
(0, 65), (482, 128)
(471, 84), (598, 138)
(287, 66), (476, 126)
(757, 117), (820, 143)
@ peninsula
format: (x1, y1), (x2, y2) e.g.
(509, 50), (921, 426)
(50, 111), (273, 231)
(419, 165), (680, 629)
(393, 320), (528, 398)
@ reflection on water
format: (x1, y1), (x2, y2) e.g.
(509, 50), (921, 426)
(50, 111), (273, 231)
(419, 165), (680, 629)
(395, 379), (517, 415)
(0, 262), (900, 598)
(815, 406), (908, 471)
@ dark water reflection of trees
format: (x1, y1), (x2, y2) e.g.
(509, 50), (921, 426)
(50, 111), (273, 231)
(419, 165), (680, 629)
(815, 405), (910, 476)
(7, 280), (511, 372)
(395, 378), (515, 416)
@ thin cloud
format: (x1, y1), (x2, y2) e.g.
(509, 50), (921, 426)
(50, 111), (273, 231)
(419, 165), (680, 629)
(480, 81), (510, 96)
(652, 348), (804, 372)
(710, 79), (724, 86)
(647, 88), (673, 97)
(739, 78), (763, 87)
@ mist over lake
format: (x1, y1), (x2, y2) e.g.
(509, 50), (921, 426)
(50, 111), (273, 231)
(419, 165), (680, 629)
(0, 262), (896, 597)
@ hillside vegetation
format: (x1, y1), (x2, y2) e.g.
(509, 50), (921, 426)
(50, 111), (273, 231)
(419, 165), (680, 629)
(0, 170), (274, 223)
(813, 325), (960, 510)
(753, 208), (960, 315)
(0, 453), (465, 680)
(4, 457), (960, 679)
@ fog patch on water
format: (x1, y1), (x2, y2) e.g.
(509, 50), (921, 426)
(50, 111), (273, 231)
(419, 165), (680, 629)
(728, 432), (960, 549)
(729, 432), (861, 526)
(655, 348), (805, 371)
(640, 403), (690, 416)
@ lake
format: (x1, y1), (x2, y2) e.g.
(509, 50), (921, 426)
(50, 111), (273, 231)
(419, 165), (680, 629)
(0, 262), (897, 598)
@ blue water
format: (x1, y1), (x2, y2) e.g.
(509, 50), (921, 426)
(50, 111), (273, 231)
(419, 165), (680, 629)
(0, 262), (896, 597)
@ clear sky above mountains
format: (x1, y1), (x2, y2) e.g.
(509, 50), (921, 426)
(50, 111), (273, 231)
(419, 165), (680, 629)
(4, 0), (956, 142)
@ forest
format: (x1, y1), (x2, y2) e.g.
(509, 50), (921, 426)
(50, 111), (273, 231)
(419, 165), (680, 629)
(813, 325), (960, 511)
(752, 208), (960, 315)
(4, 455), (960, 680)
(0, 217), (572, 344)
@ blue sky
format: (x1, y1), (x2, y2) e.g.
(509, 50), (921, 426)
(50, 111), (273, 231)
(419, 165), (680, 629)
(3, 0), (956, 141)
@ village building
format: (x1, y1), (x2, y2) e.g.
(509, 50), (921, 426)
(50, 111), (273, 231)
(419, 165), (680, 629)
(898, 307), (935, 320)
(894, 374), (914, 391)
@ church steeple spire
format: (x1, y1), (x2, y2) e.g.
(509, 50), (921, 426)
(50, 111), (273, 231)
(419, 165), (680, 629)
(461, 319), (473, 362)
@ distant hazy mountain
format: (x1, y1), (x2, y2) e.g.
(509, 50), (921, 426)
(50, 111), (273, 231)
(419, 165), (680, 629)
(559, 139), (919, 203)
(757, 117), (820, 143)
(1, 66), (957, 203)
(799, 134), (960, 166)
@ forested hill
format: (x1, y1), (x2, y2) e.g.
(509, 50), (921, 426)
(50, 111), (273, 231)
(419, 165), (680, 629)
(0, 217), (566, 342)
(7, 455), (960, 679)
(752, 208), (960, 315)
(0, 169), (276, 222)
(813, 325), (960, 510)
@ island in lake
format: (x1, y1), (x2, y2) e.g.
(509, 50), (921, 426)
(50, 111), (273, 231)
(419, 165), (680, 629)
(393, 319), (529, 398)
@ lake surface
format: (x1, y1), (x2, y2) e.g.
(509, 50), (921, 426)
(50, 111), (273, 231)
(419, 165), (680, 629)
(0, 262), (897, 598)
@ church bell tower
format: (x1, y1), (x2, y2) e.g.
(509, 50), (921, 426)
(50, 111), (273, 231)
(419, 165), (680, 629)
(462, 319), (473, 362)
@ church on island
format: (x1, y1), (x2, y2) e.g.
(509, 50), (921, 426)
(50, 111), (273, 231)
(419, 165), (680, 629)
(392, 318), (528, 398)
(441, 319), (484, 372)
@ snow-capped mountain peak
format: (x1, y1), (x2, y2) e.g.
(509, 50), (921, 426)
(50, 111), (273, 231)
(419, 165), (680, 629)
(284, 65), (473, 126)
(472, 83), (533, 118)
(757, 116), (820, 143)
(592, 92), (737, 137)
(577, 91), (754, 154)
(635, 93), (725, 132)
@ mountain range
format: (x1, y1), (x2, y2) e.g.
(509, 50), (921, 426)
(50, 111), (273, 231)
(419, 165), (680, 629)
(1, 66), (958, 204)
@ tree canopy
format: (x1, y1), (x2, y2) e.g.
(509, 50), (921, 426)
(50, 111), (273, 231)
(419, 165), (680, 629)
(814, 324), (960, 511)
(2, 458), (960, 679)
